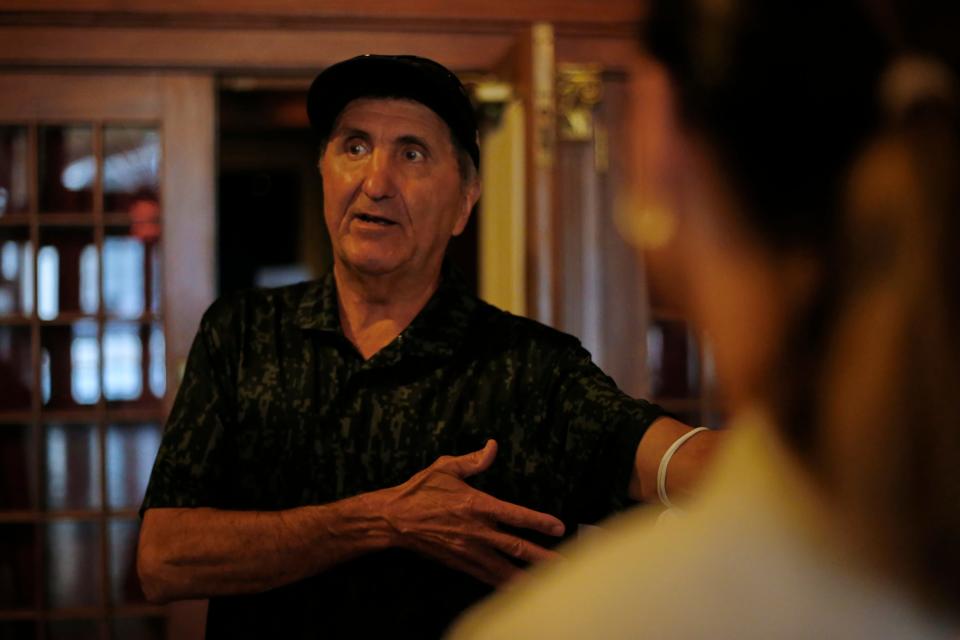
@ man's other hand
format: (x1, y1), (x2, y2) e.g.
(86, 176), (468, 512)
(380, 439), (565, 586)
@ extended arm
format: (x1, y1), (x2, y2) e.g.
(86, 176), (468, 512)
(137, 440), (564, 603)
(138, 494), (390, 603)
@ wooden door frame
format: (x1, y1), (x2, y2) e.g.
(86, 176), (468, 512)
(0, 69), (215, 640)
(0, 71), (216, 416)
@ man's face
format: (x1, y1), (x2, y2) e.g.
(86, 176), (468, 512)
(319, 98), (479, 280)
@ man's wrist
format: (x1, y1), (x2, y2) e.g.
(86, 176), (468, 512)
(303, 491), (399, 563)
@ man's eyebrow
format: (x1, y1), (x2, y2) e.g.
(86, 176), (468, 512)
(331, 126), (370, 140)
(396, 134), (431, 149)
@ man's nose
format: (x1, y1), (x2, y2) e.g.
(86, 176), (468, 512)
(361, 151), (397, 201)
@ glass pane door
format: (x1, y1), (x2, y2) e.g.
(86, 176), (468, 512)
(0, 118), (167, 639)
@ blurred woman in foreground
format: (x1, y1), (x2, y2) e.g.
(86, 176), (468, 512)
(449, 1), (960, 637)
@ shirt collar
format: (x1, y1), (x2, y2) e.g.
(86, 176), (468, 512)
(295, 271), (340, 332)
(295, 262), (478, 362)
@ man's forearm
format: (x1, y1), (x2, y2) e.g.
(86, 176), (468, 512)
(138, 491), (394, 603)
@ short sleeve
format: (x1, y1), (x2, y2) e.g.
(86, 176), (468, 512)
(549, 344), (664, 524)
(139, 295), (240, 517)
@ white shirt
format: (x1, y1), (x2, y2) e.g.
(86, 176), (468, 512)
(448, 411), (955, 639)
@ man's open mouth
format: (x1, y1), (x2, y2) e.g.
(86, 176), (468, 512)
(354, 213), (397, 226)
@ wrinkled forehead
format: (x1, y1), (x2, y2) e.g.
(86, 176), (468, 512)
(330, 96), (455, 143)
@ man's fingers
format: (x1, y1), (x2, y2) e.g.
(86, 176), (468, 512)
(432, 439), (498, 479)
(447, 548), (521, 587)
(484, 530), (561, 565)
(476, 498), (566, 537)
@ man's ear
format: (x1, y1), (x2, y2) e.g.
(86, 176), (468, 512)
(452, 177), (481, 237)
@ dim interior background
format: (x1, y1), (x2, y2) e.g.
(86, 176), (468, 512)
(0, 2), (738, 638)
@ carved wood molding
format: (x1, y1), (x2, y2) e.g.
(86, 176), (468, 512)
(0, 9), (640, 39)
(556, 63), (603, 141)
(0, 0), (644, 26)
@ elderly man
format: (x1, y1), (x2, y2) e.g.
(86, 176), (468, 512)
(137, 55), (717, 638)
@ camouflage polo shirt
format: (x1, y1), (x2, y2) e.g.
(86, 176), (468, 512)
(142, 267), (663, 639)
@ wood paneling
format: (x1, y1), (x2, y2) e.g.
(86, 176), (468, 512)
(0, 0), (645, 25)
(0, 1), (645, 73)
(0, 74), (163, 120)
(0, 26), (517, 72)
(0, 30), (646, 92)
(556, 34), (641, 69)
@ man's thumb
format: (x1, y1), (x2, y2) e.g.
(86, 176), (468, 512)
(439, 439), (498, 478)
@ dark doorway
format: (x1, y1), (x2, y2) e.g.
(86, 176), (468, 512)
(219, 169), (301, 294)
(218, 81), (329, 296)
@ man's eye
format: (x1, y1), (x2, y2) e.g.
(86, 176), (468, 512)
(403, 149), (425, 162)
(346, 141), (368, 156)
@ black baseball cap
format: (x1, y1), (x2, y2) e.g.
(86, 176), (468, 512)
(307, 54), (480, 170)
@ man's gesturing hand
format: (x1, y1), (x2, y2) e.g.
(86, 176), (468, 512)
(379, 439), (565, 586)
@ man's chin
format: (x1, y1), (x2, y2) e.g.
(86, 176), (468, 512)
(337, 254), (407, 278)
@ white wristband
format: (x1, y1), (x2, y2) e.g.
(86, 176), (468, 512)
(657, 427), (709, 509)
